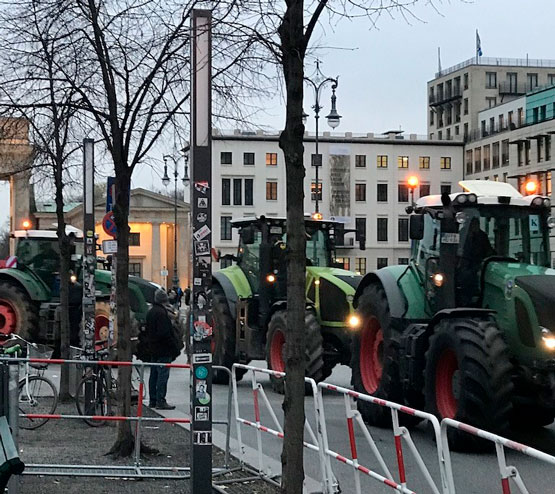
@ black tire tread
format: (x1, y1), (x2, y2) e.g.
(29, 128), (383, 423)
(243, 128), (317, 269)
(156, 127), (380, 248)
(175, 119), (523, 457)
(0, 281), (40, 341)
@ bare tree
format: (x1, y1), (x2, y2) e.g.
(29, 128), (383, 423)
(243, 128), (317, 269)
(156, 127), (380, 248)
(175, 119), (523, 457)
(0, 2), (86, 401)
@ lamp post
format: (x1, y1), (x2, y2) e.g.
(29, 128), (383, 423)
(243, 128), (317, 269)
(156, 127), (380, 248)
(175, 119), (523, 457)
(304, 59), (342, 216)
(162, 148), (190, 290)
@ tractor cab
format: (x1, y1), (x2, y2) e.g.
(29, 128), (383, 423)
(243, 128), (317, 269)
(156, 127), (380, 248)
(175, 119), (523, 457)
(409, 180), (552, 312)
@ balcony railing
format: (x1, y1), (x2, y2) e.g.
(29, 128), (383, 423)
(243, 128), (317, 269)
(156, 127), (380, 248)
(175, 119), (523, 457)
(436, 56), (555, 78)
(429, 88), (463, 106)
(498, 81), (527, 95)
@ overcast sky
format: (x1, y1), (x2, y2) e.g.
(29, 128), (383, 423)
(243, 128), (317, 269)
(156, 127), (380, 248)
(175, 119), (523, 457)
(3, 0), (555, 227)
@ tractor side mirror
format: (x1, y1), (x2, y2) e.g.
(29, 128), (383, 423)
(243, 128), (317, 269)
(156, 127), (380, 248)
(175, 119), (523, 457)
(410, 214), (424, 240)
(240, 226), (255, 245)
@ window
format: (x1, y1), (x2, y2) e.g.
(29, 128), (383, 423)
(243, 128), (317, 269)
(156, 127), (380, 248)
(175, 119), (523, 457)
(311, 181), (322, 201)
(502, 139), (509, 165)
(490, 117), (495, 134)
(233, 178), (242, 205)
(525, 140), (531, 165)
(129, 262), (142, 277)
(499, 114), (505, 130)
(398, 217), (409, 242)
(311, 153), (322, 167)
(243, 152), (255, 166)
(220, 216), (232, 240)
(245, 179), (254, 206)
(355, 155), (366, 168)
(507, 72), (518, 92)
(266, 181), (277, 200)
(420, 183), (430, 198)
(465, 149), (473, 175)
(508, 111), (514, 127)
(492, 142), (500, 169)
(483, 145), (491, 171)
(440, 157), (452, 169)
(129, 232), (140, 246)
(527, 73), (538, 90)
(355, 217), (366, 241)
(222, 178), (231, 205)
(335, 257), (350, 270)
(419, 156), (430, 169)
(538, 138), (544, 162)
(464, 98), (469, 115)
(397, 156), (409, 169)
(266, 152), (278, 166)
(355, 257), (367, 275)
(503, 172), (508, 183)
(355, 183), (366, 202)
(440, 184), (451, 195)
(540, 105), (547, 121)
(518, 143), (523, 167)
(220, 152), (232, 165)
(546, 136), (551, 162)
(518, 108), (524, 126)
(464, 123), (469, 140)
(549, 74), (555, 86)
(455, 125), (460, 136)
(377, 257), (388, 269)
(220, 258), (233, 269)
(486, 97), (497, 108)
(454, 76), (461, 94)
(398, 258), (409, 265)
(398, 183), (409, 202)
(463, 73), (469, 89)
(474, 147), (482, 173)
(377, 155), (388, 168)
(430, 110), (434, 126)
(486, 71), (497, 89)
(377, 183), (388, 202)
(377, 217), (388, 242)
(446, 129), (451, 140)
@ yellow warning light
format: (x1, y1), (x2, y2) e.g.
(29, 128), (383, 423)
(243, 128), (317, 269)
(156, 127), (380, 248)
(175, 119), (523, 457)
(312, 212), (323, 220)
(266, 273), (276, 283)
(407, 176), (419, 189)
(525, 180), (538, 195)
(22, 219), (32, 230)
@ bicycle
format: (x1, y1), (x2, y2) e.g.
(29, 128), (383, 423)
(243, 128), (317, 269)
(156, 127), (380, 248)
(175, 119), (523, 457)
(74, 343), (145, 427)
(0, 334), (58, 430)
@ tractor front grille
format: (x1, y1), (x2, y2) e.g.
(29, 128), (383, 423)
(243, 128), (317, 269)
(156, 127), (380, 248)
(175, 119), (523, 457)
(319, 279), (349, 323)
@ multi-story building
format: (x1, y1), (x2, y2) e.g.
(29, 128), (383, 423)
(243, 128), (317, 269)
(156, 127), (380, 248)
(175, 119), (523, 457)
(212, 130), (463, 273)
(427, 57), (555, 142)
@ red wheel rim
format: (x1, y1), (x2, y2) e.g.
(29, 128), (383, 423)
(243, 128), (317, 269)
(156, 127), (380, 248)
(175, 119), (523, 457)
(270, 329), (286, 373)
(95, 314), (109, 350)
(359, 317), (383, 394)
(0, 300), (17, 336)
(435, 349), (458, 419)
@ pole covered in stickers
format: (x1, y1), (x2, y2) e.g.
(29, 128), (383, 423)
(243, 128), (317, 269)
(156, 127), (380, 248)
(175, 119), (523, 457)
(190, 9), (213, 492)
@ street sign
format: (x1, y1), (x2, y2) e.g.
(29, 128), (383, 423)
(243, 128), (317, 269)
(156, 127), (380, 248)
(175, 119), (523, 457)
(160, 269), (169, 277)
(102, 212), (117, 238)
(102, 239), (117, 254)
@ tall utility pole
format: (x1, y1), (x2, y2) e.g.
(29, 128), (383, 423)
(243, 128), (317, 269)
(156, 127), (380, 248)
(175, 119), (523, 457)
(190, 9), (213, 493)
(304, 60), (341, 216)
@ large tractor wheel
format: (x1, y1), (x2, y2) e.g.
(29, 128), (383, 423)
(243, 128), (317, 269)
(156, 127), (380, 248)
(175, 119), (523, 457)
(211, 285), (245, 384)
(511, 404), (555, 429)
(0, 281), (39, 342)
(266, 309), (326, 394)
(351, 283), (416, 427)
(424, 317), (513, 451)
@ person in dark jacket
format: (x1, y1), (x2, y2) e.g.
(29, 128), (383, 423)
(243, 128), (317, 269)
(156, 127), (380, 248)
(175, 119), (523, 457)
(146, 289), (177, 410)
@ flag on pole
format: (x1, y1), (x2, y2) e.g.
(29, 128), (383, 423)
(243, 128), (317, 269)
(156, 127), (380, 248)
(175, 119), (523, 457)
(476, 29), (483, 57)
(438, 47), (442, 74)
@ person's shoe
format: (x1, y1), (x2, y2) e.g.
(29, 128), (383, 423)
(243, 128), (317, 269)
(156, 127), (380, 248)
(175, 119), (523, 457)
(148, 402), (157, 408)
(156, 401), (176, 410)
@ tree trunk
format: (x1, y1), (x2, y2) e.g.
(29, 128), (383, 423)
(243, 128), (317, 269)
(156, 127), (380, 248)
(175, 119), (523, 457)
(278, 1), (306, 493)
(109, 166), (134, 457)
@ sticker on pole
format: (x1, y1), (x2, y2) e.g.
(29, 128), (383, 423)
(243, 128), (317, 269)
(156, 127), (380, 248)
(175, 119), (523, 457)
(102, 212), (117, 238)
(192, 353), (212, 364)
(193, 225), (211, 241)
(102, 239), (117, 254)
(193, 431), (212, 445)
(194, 406), (210, 421)
(195, 380), (210, 405)
(194, 240), (210, 255)
(193, 320), (212, 341)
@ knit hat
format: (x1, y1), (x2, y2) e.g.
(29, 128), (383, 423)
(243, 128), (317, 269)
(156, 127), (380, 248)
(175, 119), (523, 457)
(155, 289), (169, 305)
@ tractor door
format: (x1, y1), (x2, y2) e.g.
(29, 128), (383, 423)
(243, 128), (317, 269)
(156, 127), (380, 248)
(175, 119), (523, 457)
(413, 214), (441, 314)
(237, 225), (262, 293)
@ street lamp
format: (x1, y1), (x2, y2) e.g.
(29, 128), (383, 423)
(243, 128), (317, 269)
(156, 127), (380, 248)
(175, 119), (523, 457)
(162, 146), (190, 290)
(304, 59), (342, 215)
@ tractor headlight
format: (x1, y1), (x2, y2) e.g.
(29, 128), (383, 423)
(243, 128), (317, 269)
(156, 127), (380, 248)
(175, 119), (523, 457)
(541, 327), (555, 350)
(432, 273), (444, 287)
(70, 274), (77, 284)
(467, 193), (477, 203)
(548, 216), (555, 229)
(456, 212), (467, 225)
(532, 197), (544, 207)
(543, 198), (551, 208)
(347, 314), (361, 329)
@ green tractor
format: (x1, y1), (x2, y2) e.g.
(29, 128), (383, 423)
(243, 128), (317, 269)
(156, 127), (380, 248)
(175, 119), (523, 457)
(352, 180), (555, 449)
(0, 228), (156, 346)
(212, 216), (363, 390)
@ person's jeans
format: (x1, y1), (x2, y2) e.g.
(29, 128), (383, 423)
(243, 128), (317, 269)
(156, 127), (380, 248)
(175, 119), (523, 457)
(149, 356), (172, 404)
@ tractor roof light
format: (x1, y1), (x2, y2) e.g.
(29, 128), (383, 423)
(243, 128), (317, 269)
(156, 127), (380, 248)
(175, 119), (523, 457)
(525, 180), (538, 195)
(467, 193), (477, 203)
(541, 328), (555, 351)
(455, 194), (468, 204)
(312, 212), (323, 221)
(22, 219), (31, 230)
(407, 176), (419, 189)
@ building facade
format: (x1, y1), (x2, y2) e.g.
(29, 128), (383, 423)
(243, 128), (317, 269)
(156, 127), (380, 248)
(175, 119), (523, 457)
(427, 57), (555, 142)
(212, 130), (463, 273)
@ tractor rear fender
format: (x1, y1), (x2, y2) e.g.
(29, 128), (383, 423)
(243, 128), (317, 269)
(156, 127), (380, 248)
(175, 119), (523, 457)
(213, 272), (239, 319)
(0, 270), (50, 302)
(353, 270), (407, 318)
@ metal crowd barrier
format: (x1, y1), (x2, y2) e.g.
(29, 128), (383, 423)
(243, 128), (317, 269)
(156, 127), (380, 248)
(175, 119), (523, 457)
(231, 363), (335, 492)
(0, 356), (234, 482)
(440, 418), (555, 494)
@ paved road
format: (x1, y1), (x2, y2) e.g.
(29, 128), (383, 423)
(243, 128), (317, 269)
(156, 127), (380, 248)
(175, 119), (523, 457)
(161, 357), (555, 494)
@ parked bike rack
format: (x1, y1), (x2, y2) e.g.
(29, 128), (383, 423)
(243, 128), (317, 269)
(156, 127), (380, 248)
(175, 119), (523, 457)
(231, 363), (335, 492)
(440, 418), (555, 494)
(0, 356), (235, 482)
(318, 383), (453, 494)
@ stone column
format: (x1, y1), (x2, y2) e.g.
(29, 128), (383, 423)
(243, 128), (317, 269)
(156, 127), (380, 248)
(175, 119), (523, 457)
(151, 221), (161, 284)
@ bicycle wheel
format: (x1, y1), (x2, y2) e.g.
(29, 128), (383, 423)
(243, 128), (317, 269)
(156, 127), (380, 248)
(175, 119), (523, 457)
(75, 373), (109, 426)
(18, 376), (58, 430)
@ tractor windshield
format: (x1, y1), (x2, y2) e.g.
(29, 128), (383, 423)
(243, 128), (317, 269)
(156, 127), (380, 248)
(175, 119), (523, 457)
(458, 206), (551, 267)
(305, 228), (332, 267)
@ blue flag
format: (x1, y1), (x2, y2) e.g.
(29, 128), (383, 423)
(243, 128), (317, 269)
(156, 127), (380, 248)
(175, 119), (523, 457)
(476, 30), (483, 57)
